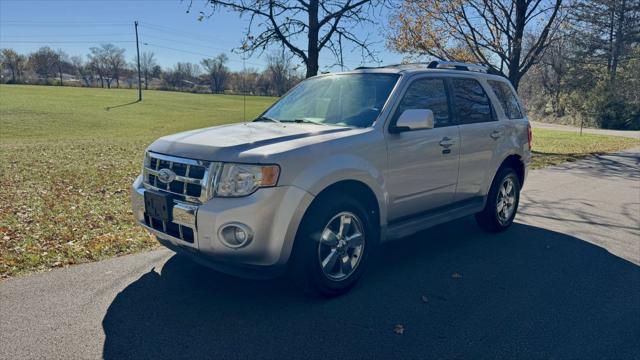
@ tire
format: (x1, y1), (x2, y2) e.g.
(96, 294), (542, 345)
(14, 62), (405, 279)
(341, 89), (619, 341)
(475, 167), (521, 232)
(289, 194), (377, 297)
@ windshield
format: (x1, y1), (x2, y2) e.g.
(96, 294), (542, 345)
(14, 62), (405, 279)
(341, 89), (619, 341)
(259, 73), (400, 128)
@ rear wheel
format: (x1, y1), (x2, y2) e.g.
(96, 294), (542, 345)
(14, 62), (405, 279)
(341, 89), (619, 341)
(475, 167), (521, 232)
(289, 195), (376, 297)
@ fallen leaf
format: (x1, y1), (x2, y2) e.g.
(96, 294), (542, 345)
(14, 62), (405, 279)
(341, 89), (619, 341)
(393, 324), (405, 335)
(451, 272), (462, 279)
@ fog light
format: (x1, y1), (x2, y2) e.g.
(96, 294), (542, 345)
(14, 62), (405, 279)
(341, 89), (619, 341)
(218, 223), (253, 248)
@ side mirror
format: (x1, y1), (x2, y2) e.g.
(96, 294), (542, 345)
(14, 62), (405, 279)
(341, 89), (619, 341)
(391, 109), (435, 133)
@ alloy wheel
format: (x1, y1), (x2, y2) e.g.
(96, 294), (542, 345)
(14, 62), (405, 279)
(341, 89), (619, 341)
(496, 176), (517, 225)
(317, 212), (365, 281)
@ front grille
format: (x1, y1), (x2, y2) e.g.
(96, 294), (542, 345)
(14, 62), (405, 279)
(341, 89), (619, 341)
(144, 214), (194, 243)
(143, 152), (221, 204)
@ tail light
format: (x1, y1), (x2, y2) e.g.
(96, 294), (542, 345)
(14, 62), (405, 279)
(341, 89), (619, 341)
(527, 123), (533, 150)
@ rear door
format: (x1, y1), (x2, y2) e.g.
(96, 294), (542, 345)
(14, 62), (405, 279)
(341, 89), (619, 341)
(386, 76), (460, 221)
(448, 77), (506, 201)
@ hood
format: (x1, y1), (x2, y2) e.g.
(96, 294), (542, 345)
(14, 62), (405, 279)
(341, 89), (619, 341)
(148, 122), (354, 162)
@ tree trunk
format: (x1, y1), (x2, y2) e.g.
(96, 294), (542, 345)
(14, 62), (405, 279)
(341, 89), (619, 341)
(144, 71), (148, 90)
(508, 0), (527, 90)
(607, 2), (616, 73)
(610, 0), (627, 84)
(306, 0), (320, 78)
(59, 69), (63, 86)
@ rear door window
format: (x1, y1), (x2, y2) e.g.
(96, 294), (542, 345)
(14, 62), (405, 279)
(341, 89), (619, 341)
(488, 80), (524, 119)
(449, 78), (493, 124)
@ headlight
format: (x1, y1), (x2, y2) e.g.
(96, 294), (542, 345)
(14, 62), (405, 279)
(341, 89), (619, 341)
(215, 163), (280, 197)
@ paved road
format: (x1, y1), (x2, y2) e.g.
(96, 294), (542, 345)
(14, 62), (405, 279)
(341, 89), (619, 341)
(1, 150), (639, 359)
(531, 121), (640, 139)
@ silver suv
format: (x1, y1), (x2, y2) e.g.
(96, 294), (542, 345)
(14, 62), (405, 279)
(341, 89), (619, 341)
(131, 61), (531, 296)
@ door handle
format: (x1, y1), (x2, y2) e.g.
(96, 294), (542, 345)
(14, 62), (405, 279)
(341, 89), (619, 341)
(490, 131), (502, 140)
(439, 137), (454, 148)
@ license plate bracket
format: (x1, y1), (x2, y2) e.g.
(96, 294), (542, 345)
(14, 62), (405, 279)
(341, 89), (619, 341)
(144, 190), (173, 222)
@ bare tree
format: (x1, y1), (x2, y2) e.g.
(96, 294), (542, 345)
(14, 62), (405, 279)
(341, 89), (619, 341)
(71, 55), (93, 87)
(88, 46), (108, 88)
(163, 62), (200, 90)
(201, 53), (229, 93)
(140, 52), (157, 90)
(88, 44), (126, 88)
(197, 0), (386, 78)
(265, 50), (293, 96)
(0, 48), (27, 83)
(103, 44), (126, 88)
(387, 0), (565, 89)
(139, 52), (158, 89)
(28, 47), (58, 84)
(55, 49), (69, 86)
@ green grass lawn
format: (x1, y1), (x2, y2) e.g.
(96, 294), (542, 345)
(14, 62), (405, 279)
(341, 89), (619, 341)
(0, 85), (637, 277)
(530, 128), (638, 168)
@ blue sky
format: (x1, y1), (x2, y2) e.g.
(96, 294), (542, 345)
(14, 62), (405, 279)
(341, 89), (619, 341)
(0, 0), (405, 72)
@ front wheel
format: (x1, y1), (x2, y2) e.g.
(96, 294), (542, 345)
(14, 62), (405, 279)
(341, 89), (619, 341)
(289, 195), (376, 297)
(475, 167), (521, 232)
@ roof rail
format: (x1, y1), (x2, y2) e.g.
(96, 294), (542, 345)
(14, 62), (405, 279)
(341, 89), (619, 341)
(353, 61), (505, 77)
(426, 61), (488, 73)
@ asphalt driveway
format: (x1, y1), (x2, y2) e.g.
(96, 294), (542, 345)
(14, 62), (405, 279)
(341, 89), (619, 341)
(1, 149), (639, 359)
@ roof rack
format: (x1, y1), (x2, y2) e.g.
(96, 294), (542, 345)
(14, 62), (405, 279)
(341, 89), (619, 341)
(354, 61), (505, 77)
(426, 61), (488, 73)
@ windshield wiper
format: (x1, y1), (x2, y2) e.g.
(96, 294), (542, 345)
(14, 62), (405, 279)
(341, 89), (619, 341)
(254, 115), (282, 124)
(281, 119), (329, 126)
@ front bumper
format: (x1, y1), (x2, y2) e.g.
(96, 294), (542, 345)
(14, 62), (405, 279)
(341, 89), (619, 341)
(131, 175), (314, 278)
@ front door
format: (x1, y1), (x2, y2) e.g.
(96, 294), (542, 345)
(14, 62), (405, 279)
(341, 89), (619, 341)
(386, 77), (460, 221)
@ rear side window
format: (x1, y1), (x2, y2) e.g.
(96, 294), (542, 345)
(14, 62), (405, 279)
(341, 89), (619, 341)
(488, 80), (523, 119)
(450, 78), (493, 124)
(394, 78), (451, 127)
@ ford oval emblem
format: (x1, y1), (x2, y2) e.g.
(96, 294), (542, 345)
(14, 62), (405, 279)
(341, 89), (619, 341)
(157, 168), (176, 184)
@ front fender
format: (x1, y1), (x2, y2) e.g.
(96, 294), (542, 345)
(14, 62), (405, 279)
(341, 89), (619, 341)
(290, 154), (388, 227)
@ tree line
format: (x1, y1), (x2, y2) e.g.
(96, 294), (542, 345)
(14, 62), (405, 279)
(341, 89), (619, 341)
(2, 0), (638, 129)
(206, 0), (638, 130)
(0, 45), (303, 97)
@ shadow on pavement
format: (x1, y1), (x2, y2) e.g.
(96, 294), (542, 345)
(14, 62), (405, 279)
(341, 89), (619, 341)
(555, 152), (640, 180)
(102, 217), (640, 359)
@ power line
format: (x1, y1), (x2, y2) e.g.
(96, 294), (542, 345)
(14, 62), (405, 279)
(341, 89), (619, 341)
(142, 42), (267, 67)
(1, 20), (131, 24)
(0, 23), (131, 28)
(1, 21), (130, 26)
(0, 33), (132, 38)
(140, 33), (234, 54)
(140, 21), (237, 46)
(141, 21), (362, 68)
(0, 40), (135, 44)
(0, 22), (367, 70)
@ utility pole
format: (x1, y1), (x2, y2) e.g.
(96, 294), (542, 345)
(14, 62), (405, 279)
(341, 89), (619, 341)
(135, 20), (142, 101)
(243, 53), (246, 122)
